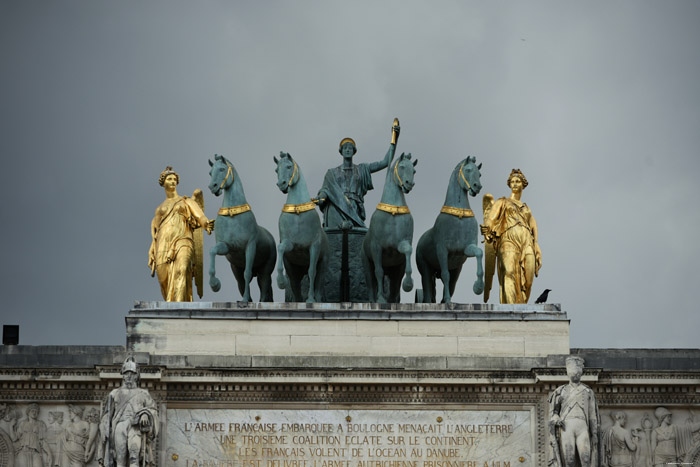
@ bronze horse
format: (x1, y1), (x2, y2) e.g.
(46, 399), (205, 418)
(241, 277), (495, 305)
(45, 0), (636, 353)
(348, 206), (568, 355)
(274, 152), (328, 303)
(208, 154), (276, 301)
(362, 153), (417, 303)
(416, 156), (484, 303)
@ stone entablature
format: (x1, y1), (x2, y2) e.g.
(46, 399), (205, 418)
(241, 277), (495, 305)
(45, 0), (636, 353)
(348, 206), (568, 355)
(1, 348), (700, 467)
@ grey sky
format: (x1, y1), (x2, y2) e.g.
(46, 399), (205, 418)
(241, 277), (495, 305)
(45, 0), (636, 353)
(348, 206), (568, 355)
(1, 1), (698, 348)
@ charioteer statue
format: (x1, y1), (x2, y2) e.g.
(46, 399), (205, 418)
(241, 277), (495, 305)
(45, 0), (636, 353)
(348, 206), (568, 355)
(317, 120), (400, 231)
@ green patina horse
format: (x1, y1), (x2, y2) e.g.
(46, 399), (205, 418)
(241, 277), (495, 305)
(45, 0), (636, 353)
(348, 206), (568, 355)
(416, 156), (484, 303)
(207, 154), (276, 302)
(274, 152), (328, 303)
(362, 152), (417, 303)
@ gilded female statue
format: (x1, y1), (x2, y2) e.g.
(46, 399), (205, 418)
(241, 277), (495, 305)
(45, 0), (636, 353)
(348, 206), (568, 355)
(481, 169), (542, 304)
(148, 167), (213, 301)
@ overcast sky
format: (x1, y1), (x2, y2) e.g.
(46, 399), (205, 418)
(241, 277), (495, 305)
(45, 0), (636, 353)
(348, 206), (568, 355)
(1, 1), (698, 349)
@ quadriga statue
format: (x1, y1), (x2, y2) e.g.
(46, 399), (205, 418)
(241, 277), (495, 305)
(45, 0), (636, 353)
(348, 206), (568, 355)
(481, 168), (542, 304)
(148, 166), (213, 301)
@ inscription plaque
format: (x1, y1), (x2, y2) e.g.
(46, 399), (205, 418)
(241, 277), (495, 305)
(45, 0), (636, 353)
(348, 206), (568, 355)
(166, 409), (533, 467)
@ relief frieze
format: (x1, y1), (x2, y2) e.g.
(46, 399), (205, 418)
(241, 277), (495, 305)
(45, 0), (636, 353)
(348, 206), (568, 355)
(599, 407), (700, 467)
(0, 402), (100, 467)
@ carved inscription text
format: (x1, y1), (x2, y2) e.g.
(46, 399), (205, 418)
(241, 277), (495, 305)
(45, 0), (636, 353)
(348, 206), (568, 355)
(166, 409), (532, 467)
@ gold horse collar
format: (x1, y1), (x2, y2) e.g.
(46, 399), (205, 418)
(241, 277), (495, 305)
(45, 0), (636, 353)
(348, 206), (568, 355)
(440, 206), (474, 218)
(282, 201), (316, 214)
(218, 204), (251, 217)
(377, 202), (410, 215)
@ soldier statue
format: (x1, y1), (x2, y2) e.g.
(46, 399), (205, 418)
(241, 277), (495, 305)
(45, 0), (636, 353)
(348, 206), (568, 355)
(98, 357), (158, 467)
(549, 356), (601, 467)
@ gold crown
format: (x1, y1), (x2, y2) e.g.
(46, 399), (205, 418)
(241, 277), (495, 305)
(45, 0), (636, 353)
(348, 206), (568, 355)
(338, 138), (357, 154)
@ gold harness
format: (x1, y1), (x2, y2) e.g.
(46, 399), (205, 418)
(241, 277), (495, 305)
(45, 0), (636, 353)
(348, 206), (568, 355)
(218, 203), (251, 217)
(376, 202), (410, 215)
(282, 201), (316, 214)
(440, 206), (474, 218)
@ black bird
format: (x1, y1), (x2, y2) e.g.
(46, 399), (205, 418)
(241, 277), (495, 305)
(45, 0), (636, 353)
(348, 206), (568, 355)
(535, 289), (552, 304)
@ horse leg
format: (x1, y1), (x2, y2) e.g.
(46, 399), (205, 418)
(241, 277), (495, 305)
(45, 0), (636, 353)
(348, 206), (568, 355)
(306, 240), (322, 303)
(229, 258), (245, 297)
(369, 240), (386, 303)
(465, 243), (484, 295)
(241, 238), (257, 302)
(362, 243), (376, 302)
(388, 265), (402, 303)
(259, 233), (277, 302)
(417, 249), (432, 303)
(209, 242), (229, 292)
(255, 275), (268, 302)
(285, 259), (304, 302)
(448, 266), (462, 299)
(314, 253), (328, 303)
(399, 240), (413, 292)
(276, 239), (292, 290)
(435, 245), (452, 303)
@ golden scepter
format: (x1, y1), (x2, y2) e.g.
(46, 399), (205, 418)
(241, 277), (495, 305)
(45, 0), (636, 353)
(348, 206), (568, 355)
(391, 118), (400, 145)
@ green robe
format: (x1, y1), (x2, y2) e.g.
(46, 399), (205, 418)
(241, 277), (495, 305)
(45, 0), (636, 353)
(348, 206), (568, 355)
(318, 163), (373, 230)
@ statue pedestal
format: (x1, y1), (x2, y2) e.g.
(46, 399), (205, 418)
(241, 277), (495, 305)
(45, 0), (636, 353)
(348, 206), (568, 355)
(321, 229), (369, 302)
(283, 229), (370, 302)
(126, 301), (569, 358)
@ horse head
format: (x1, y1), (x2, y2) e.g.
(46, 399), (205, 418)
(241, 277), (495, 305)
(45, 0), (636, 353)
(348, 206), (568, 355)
(208, 154), (234, 196)
(456, 156), (482, 197)
(392, 152), (418, 194)
(273, 151), (299, 194)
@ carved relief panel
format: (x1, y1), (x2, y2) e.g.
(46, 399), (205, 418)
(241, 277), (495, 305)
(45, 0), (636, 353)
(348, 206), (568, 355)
(0, 403), (100, 467)
(599, 407), (700, 467)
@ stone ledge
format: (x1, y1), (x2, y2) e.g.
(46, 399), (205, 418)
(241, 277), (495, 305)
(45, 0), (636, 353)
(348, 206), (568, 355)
(0, 345), (127, 367)
(2, 348), (700, 373)
(130, 301), (566, 321)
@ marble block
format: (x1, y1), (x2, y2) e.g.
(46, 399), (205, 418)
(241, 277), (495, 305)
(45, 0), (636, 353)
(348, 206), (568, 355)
(127, 302), (569, 358)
